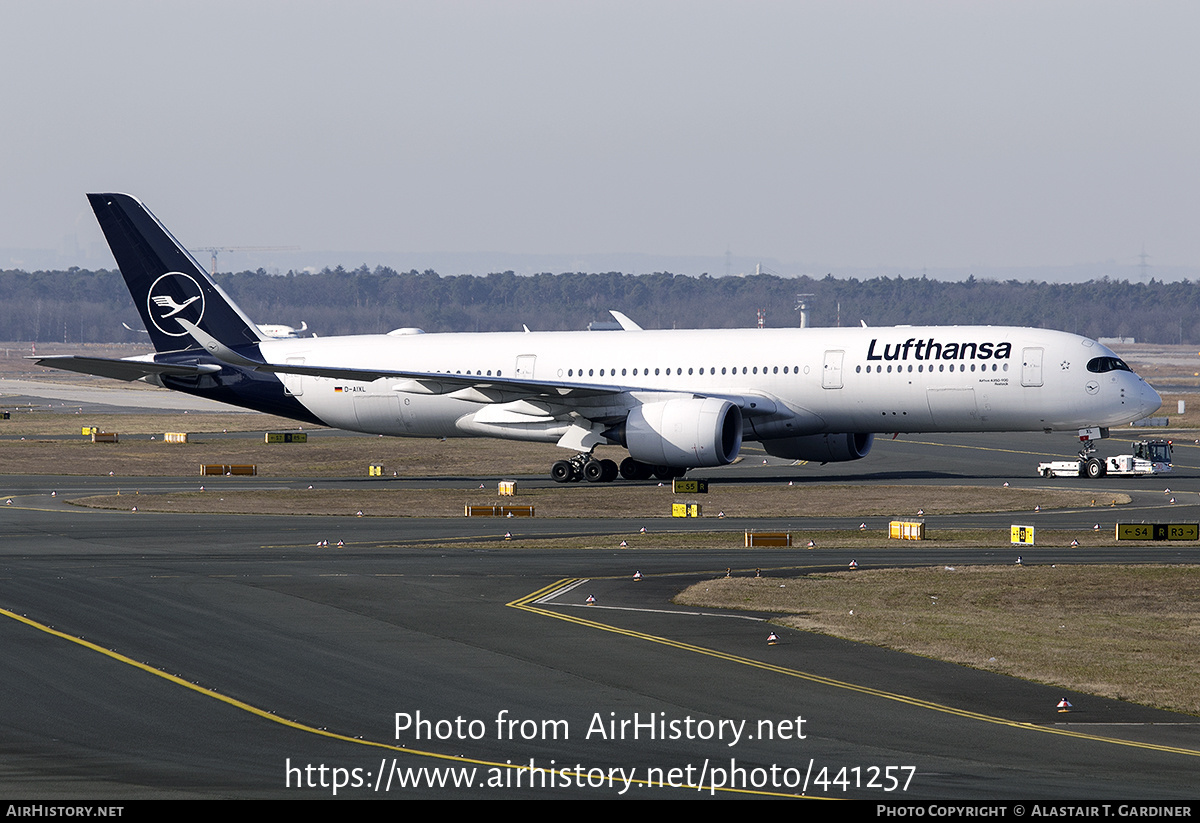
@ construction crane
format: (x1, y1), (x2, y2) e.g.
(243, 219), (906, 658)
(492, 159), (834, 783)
(190, 246), (299, 276)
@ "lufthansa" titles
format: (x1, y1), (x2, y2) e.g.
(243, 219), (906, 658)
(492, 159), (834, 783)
(867, 338), (1013, 363)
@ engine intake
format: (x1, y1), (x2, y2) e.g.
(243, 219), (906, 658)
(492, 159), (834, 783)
(617, 398), (743, 467)
(762, 432), (873, 462)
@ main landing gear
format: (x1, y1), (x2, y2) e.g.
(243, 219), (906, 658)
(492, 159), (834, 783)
(549, 454), (687, 483)
(550, 454), (617, 482)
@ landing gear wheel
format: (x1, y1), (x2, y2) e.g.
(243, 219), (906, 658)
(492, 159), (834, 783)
(554, 452), (617, 483)
(653, 466), (676, 481)
(619, 457), (653, 480)
(599, 459), (619, 482)
(1085, 457), (1106, 479)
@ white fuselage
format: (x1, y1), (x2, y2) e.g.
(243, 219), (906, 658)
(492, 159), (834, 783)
(75, 193), (1164, 472)
(255, 325), (1161, 444)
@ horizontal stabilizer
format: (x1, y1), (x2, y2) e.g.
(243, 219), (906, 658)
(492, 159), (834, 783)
(30, 356), (221, 382)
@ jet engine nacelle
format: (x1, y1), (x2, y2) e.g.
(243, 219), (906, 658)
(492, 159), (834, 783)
(622, 398), (743, 467)
(762, 432), (874, 462)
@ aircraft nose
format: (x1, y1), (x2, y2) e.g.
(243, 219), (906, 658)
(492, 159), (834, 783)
(1122, 370), (1161, 421)
(1139, 379), (1162, 418)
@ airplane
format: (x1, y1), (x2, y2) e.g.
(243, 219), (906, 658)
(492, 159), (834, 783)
(256, 321), (308, 339)
(35, 193), (1163, 482)
(125, 319), (309, 339)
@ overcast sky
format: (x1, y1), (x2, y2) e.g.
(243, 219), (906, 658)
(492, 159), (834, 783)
(2, 1), (1197, 271)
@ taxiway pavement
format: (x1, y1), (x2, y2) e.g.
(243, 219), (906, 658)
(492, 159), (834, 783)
(3, 427), (1200, 799)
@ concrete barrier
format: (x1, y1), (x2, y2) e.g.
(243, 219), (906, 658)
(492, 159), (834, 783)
(465, 505), (535, 517)
(744, 531), (791, 547)
(200, 464), (258, 476)
(889, 520), (925, 540)
(671, 502), (701, 517)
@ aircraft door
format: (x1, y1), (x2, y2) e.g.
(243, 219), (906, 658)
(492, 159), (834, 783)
(515, 355), (536, 379)
(927, 388), (978, 427)
(353, 394), (402, 435)
(281, 356), (305, 396)
(822, 350), (844, 389)
(1021, 347), (1044, 387)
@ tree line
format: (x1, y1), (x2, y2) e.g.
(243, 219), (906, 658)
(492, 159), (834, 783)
(2, 266), (1198, 344)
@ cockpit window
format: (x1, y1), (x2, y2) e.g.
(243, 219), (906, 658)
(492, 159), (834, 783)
(1086, 356), (1133, 373)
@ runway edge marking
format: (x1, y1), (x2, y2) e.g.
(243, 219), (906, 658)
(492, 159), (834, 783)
(0, 603), (801, 798)
(509, 580), (1200, 759)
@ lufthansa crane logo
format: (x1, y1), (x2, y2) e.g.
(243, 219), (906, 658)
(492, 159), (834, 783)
(147, 272), (205, 337)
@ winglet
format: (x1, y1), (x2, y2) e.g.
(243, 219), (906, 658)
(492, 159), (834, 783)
(609, 310), (643, 331)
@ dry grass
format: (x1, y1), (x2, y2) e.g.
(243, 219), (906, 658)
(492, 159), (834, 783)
(0, 429), (568, 477)
(0, 411), (304, 437)
(1147, 394), (1200, 428)
(67, 485), (1126, 518)
(0, 343), (150, 382)
(677, 565), (1200, 715)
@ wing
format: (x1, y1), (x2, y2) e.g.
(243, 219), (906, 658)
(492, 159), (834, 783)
(178, 317), (785, 416)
